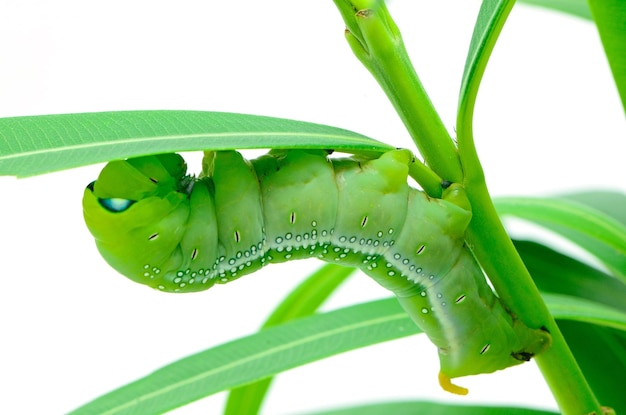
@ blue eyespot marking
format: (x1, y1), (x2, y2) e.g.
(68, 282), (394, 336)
(98, 198), (135, 212)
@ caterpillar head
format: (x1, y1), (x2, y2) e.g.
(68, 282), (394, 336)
(83, 153), (210, 291)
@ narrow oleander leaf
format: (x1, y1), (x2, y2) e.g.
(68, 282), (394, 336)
(587, 0), (626, 112)
(542, 293), (626, 332)
(517, 238), (626, 413)
(457, 0), (514, 150)
(303, 400), (558, 415)
(67, 287), (618, 415)
(67, 298), (419, 415)
(559, 321), (626, 414)
(515, 240), (626, 313)
(495, 196), (626, 281)
(223, 264), (356, 415)
(561, 191), (626, 227)
(518, 0), (592, 20)
(0, 110), (392, 177)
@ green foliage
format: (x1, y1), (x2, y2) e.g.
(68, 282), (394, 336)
(303, 400), (558, 415)
(0, 111), (391, 177)
(1, 1), (624, 414)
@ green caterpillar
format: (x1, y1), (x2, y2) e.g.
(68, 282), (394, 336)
(83, 149), (550, 394)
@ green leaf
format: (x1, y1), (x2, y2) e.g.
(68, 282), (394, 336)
(516, 239), (626, 412)
(67, 286), (620, 415)
(561, 191), (626, 227)
(0, 110), (393, 177)
(542, 292), (626, 331)
(260, 264), (356, 328)
(303, 400), (557, 415)
(456, 0), (514, 179)
(559, 321), (626, 415)
(587, 0), (626, 112)
(515, 240), (626, 313)
(224, 264), (355, 415)
(495, 196), (626, 281)
(67, 298), (419, 415)
(518, 0), (592, 20)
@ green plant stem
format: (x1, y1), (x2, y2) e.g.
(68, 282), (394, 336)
(407, 154), (444, 198)
(333, 0), (463, 183)
(454, 1), (604, 412)
(464, 179), (603, 415)
(334, 1), (605, 413)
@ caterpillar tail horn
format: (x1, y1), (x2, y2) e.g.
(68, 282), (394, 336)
(438, 372), (469, 396)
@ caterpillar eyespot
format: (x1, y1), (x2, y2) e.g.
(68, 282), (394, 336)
(98, 197), (135, 213)
(82, 149), (551, 393)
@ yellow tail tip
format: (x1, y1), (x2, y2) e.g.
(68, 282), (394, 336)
(438, 372), (469, 395)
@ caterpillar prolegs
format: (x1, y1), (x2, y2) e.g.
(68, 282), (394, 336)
(82, 149), (550, 394)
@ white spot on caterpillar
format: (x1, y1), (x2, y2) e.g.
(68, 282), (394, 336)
(285, 233), (293, 240)
(421, 308), (429, 314)
(311, 220), (317, 227)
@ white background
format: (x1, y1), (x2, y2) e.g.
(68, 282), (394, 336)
(0, 1), (624, 414)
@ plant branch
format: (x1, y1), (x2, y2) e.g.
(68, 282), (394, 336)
(455, 1), (604, 412)
(333, 0), (463, 183)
